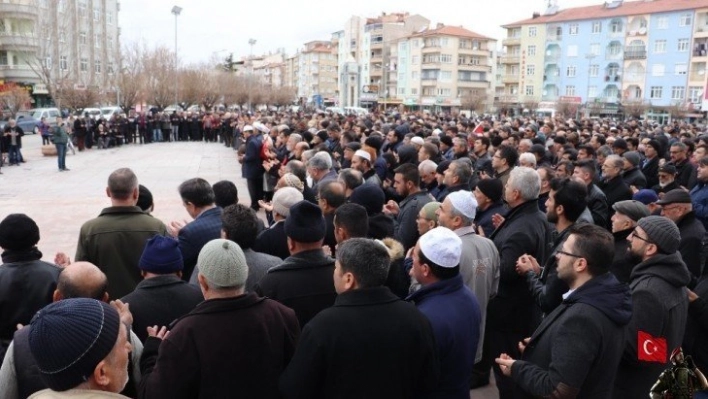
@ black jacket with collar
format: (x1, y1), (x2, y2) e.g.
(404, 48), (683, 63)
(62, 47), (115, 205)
(488, 199), (551, 333)
(255, 249), (336, 327)
(600, 175), (633, 211)
(641, 156), (660, 189)
(675, 211), (707, 283)
(121, 274), (204, 343)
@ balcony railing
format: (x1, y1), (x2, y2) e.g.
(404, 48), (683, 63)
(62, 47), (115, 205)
(0, 34), (39, 51)
(547, 34), (563, 42)
(502, 37), (521, 46)
(500, 55), (520, 64)
(0, 2), (36, 18)
(502, 75), (518, 84)
(624, 47), (647, 60)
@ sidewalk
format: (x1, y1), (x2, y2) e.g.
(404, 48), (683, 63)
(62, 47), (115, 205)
(0, 135), (247, 262)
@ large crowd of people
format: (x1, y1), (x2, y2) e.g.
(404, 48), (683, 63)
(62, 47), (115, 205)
(2, 108), (708, 398)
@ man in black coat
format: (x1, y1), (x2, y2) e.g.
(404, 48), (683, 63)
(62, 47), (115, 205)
(669, 142), (697, 190)
(121, 235), (203, 343)
(614, 216), (692, 398)
(600, 155), (633, 218)
(657, 189), (707, 283)
(622, 151), (647, 190)
(256, 201), (337, 327)
(641, 140), (662, 190)
(279, 238), (439, 399)
(653, 163), (681, 198)
(240, 125), (265, 211)
(573, 160), (609, 229)
(486, 167), (551, 399)
(497, 224), (632, 398)
(252, 187), (304, 260)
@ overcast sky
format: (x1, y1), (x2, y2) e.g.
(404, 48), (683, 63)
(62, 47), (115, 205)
(120, 0), (602, 65)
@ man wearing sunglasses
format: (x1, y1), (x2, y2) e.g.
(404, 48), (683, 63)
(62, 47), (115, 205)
(495, 224), (631, 398)
(614, 216), (692, 398)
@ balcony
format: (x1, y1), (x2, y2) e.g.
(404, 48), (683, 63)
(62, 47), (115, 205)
(458, 80), (490, 89)
(0, 64), (38, 80)
(502, 37), (521, 46)
(689, 70), (706, 82)
(0, 2), (37, 19)
(502, 75), (518, 84)
(546, 34), (562, 42)
(624, 47), (647, 60)
(543, 73), (559, 83)
(500, 55), (520, 64)
(0, 34), (39, 51)
(458, 63), (491, 72)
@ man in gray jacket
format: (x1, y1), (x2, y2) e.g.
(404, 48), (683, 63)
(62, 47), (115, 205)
(436, 190), (499, 364)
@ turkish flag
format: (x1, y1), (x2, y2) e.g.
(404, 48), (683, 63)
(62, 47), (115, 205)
(472, 123), (485, 136)
(638, 331), (667, 363)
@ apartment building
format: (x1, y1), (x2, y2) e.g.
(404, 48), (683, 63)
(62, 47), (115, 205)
(296, 41), (338, 106)
(0, 0), (120, 107)
(501, 0), (708, 119)
(395, 24), (496, 112)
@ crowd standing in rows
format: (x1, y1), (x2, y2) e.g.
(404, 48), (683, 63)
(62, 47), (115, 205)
(2, 107), (708, 398)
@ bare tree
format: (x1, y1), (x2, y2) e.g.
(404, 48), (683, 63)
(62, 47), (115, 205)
(61, 84), (100, 111)
(0, 83), (32, 116)
(114, 42), (145, 112)
(270, 86), (297, 107)
(623, 99), (648, 119)
(522, 98), (540, 114)
(15, 1), (73, 108)
(143, 46), (176, 109)
(555, 99), (578, 119)
(666, 101), (687, 122)
(461, 90), (487, 114)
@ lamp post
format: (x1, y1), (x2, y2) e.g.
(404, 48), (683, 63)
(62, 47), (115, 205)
(171, 5), (183, 106)
(247, 38), (256, 112)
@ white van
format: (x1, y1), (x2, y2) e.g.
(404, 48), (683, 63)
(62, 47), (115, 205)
(101, 106), (124, 118)
(82, 108), (102, 120)
(344, 106), (369, 116)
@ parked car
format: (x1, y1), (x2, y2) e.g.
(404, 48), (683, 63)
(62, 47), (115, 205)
(101, 106), (124, 119)
(81, 108), (102, 121)
(0, 113), (41, 134)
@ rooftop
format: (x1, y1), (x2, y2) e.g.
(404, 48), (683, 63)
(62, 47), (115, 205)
(503, 0), (708, 27)
(411, 25), (493, 40)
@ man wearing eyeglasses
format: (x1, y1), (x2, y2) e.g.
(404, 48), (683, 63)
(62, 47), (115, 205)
(614, 216), (692, 399)
(495, 224), (631, 398)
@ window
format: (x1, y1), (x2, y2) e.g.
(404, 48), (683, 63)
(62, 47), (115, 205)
(80, 58), (88, 72)
(526, 85), (534, 96)
(528, 45), (536, 56)
(59, 29), (65, 43)
(411, 71), (419, 80)
(93, 8), (100, 21)
(60, 56), (67, 70)
(569, 24), (579, 35)
(79, 31), (86, 45)
(672, 86), (686, 100)
(588, 86), (598, 98)
(589, 64), (599, 77)
(527, 65), (535, 75)
(95, 34), (101, 48)
(411, 88), (418, 95)
(567, 45), (578, 57)
(44, 56), (51, 69)
(441, 54), (452, 63)
(679, 14), (692, 27)
(610, 20), (622, 33)
(398, 72), (405, 81)
(440, 71), (452, 82)
(675, 63), (688, 75)
(107, 62), (114, 74)
(654, 40), (667, 53)
(590, 43), (600, 56)
(397, 87), (405, 95)
(94, 60), (101, 73)
(412, 40), (419, 47)
(566, 65), (576, 77)
(437, 88), (451, 97)
(470, 57), (481, 65)
(657, 17), (668, 29)
(566, 86), (576, 96)
(107, 11), (113, 25)
(652, 64), (665, 76)
(0, 51), (7, 65)
(441, 38), (449, 47)
(592, 22), (601, 34)
(678, 39), (689, 52)
(650, 86), (663, 99)
(690, 86), (702, 102)
(529, 27), (537, 37)
(411, 55), (419, 64)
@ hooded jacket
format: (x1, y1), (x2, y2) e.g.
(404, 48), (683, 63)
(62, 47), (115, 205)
(613, 252), (691, 399)
(511, 273), (632, 398)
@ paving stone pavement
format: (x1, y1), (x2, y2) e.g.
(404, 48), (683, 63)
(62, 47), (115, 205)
(0, 133), (500, 399)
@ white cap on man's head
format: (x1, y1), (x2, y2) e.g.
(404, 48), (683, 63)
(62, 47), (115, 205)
(446, 190), (478, 220)
(419, 227), (462, 268)
(243, 125), (254, 132)
(354, 150), (371, 162)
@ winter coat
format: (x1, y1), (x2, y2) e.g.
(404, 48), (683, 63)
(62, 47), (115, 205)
(684, 276), (708, 375)
(139, 293), (299, 399)
(474, 201), (505, 238)
(641, 156), (660, 190)
(511, 273), (632, 398)
(279, 287), (439, 399)
(120, 275), (204, 343)
(381, 238), (409, 299)
(253, 221), (290, 260)
(488, 199), (551, 334)
(675, 211), (707, 281)
(691, 181), (708, 230)
(613, 252), (692, 398)
(610, 229), (634, 284)
(368, 213), (395, 240)
(408, 275), (481, 399)
(242, 133), (265, 179)
(255, 249), (336, 327)
(179, 207), (222, 282)
(587, 183), (609, 229)
(600, 175), (633, 213)
(393, 190), (434, 252)
(623, 167), (648, 189)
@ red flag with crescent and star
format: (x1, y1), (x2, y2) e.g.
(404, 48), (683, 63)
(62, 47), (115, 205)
(638, 331), (667, 363)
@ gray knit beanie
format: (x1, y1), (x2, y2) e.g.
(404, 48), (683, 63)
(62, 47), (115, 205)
(197, 239), (248, 288)
(637, 216), (681, 254)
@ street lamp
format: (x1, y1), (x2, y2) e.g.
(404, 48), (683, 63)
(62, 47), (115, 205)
(247, 38), (256, 112)
(171, 5), (183, 105)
